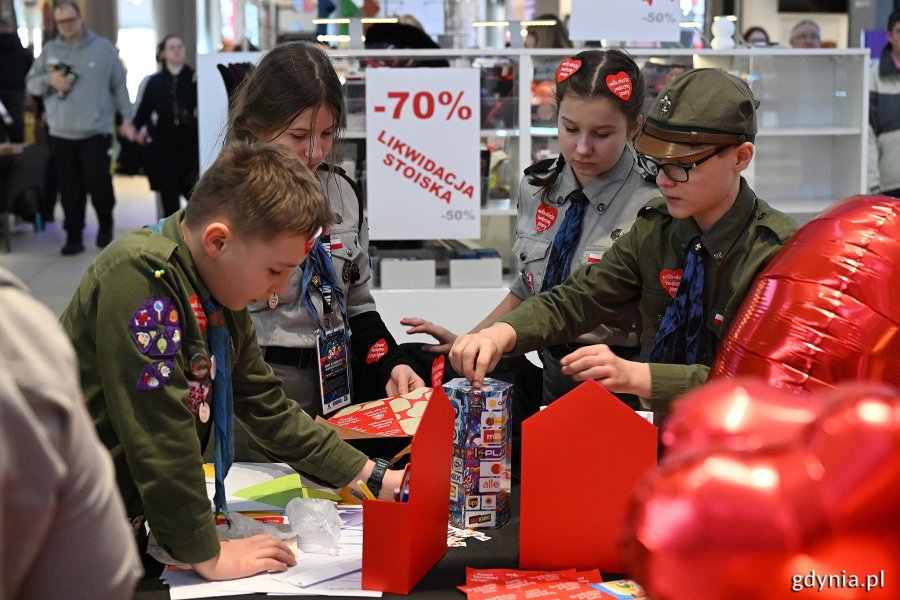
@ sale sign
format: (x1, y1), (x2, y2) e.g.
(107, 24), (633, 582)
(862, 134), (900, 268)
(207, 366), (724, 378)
(569, 0), (681, 43)
(366, 68), (480, 240)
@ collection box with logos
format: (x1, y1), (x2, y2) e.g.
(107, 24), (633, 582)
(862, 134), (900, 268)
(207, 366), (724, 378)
(444, 377), (512, 529)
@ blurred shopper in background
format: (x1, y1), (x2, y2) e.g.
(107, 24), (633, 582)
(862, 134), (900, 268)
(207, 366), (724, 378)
(868, 8), (900, 198)
(0, 17), (34, 144)
(134, 34), (199, 217)
(25, 1), (135, 255)
(789, 19), (822, 48)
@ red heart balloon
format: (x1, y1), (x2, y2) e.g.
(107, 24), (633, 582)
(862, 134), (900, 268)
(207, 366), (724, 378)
(622, 382), (900, 599)
(662, 378), (824, 458)
(711, 196), (900, 393)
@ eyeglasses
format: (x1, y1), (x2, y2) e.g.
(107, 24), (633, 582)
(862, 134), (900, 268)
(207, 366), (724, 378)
(637, 146), (730, 183)
(55, 17), (80, 26)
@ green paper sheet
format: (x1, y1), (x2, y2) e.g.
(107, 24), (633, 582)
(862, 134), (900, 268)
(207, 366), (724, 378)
(233, 474), (342, 508)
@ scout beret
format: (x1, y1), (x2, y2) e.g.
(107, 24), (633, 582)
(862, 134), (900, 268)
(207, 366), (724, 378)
(634, 68), (760, 160)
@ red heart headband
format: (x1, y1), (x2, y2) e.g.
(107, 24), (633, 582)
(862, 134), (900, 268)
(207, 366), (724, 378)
(556, 58), (582, 83)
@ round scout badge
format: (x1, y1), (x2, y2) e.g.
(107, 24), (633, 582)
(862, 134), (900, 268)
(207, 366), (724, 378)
(198, 401), (211, 423)
(606, 71), (632, 101)
(190, 353), (211, 379)
(268, 292), (279, 309)
(557, 58), (582, 83)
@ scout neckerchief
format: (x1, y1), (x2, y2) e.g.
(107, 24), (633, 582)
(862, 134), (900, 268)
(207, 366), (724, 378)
(541, 189), (589, 291)
(146, 219), (234, 524)
(300, 231), (353, 413)
(203, 297), (234, 525)
(649, 237), (705, 364)
(300, 231), (349, 339)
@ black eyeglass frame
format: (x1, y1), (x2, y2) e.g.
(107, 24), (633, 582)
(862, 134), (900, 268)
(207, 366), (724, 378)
(637, 146), (732, 183)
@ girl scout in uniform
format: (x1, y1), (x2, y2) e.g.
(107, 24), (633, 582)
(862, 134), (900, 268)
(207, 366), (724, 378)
(227, 43), (423, 424)
(449, 69), (798, 416)
(404, 49), (658, 406)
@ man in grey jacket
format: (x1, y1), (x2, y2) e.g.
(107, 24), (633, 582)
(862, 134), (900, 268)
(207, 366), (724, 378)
(26, 1), (135, 255)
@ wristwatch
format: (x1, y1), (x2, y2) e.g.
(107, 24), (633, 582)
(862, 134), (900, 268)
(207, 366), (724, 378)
(367, 458), (390, 499)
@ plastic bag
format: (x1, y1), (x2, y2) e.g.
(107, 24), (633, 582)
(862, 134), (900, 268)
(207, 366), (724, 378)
(285, 497), (342, 556)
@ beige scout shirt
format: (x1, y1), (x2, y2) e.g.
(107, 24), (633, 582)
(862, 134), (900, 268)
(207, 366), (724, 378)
(0, 267), (142, 600)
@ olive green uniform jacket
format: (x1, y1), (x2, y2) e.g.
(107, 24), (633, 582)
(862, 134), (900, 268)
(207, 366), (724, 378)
(60, 212), (367, 564)
(502, 178), (797, 414)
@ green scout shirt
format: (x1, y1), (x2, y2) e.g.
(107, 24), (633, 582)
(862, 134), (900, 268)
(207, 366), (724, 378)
(502, 178), (797, 414)
(60, 211), (367, 564)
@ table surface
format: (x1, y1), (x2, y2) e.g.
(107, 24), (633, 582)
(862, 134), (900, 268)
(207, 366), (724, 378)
(134, 485), (521, 600)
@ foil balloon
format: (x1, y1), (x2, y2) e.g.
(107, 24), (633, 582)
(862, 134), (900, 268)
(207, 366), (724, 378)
(711, 196), (900, 393)
(661, 378), (822, 457)
(622, 381), (900, 599)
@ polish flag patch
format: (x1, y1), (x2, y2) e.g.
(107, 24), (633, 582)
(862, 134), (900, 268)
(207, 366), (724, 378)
(713, 313), (724, 326)
(331, 238), (343, 250)
(367, 339), (388, 364)
(659, 269), (683, 298)
(587, 251), (603, 264)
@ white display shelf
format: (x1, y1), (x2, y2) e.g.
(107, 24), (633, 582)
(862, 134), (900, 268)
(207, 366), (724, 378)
(198, 48), (869, 302)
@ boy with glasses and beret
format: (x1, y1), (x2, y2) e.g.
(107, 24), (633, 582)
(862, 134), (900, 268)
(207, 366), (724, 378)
(448, 68), (798, 417)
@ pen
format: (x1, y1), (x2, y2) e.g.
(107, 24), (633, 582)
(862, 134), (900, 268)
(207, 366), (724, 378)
(356, 479), (376, 500)
(393, 487), (401, 502)
(349, 488), (366, 502)
(399, 465), (412, 503)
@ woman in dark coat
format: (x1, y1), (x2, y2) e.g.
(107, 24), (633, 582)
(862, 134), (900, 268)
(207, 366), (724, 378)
(133, 34), (198, 216)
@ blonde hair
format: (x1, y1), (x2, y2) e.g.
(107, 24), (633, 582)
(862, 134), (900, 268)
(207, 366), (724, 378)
(185, 141), (333, 240)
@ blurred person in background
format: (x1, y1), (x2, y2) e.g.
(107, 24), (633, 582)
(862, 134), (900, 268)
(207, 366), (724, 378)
(868, 8), (900, 198)
(742, 26), (772, 46)
(524, 13), (573, 49)
(25, 0), (135, 255)
(134, 34), (199, 217)
(789, 19), (822, 48)
(0, 17), (34, 143)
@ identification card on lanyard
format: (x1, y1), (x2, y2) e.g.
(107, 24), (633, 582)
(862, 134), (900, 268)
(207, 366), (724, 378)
(317, 326), (351, 415)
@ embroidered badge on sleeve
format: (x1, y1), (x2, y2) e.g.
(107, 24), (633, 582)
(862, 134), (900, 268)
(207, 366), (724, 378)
(130, 297), (182, 390)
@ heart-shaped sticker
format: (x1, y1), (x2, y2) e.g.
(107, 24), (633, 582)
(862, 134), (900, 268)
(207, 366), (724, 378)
(536, 204), (558, 232)
(606, 71), (632, 101)
(556, 58), (582, 83)
(659, 269), (683, 298)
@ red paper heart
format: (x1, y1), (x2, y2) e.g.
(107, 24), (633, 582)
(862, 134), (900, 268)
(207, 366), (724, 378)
(556, 58), (582, 83)
(535, 204), (558, 232)
(606, 71), (632, 101)
(366, 338), (387, 364)
(431, 355), (445, 388)
(659, 269), (682, 298)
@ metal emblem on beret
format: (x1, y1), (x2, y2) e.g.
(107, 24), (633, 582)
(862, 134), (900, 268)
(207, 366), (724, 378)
(660, 94), (672, 114)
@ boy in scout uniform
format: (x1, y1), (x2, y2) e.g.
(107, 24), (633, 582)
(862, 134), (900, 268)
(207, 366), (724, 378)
(449, 68), (798, 416)
(60, 141), (402, 581)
